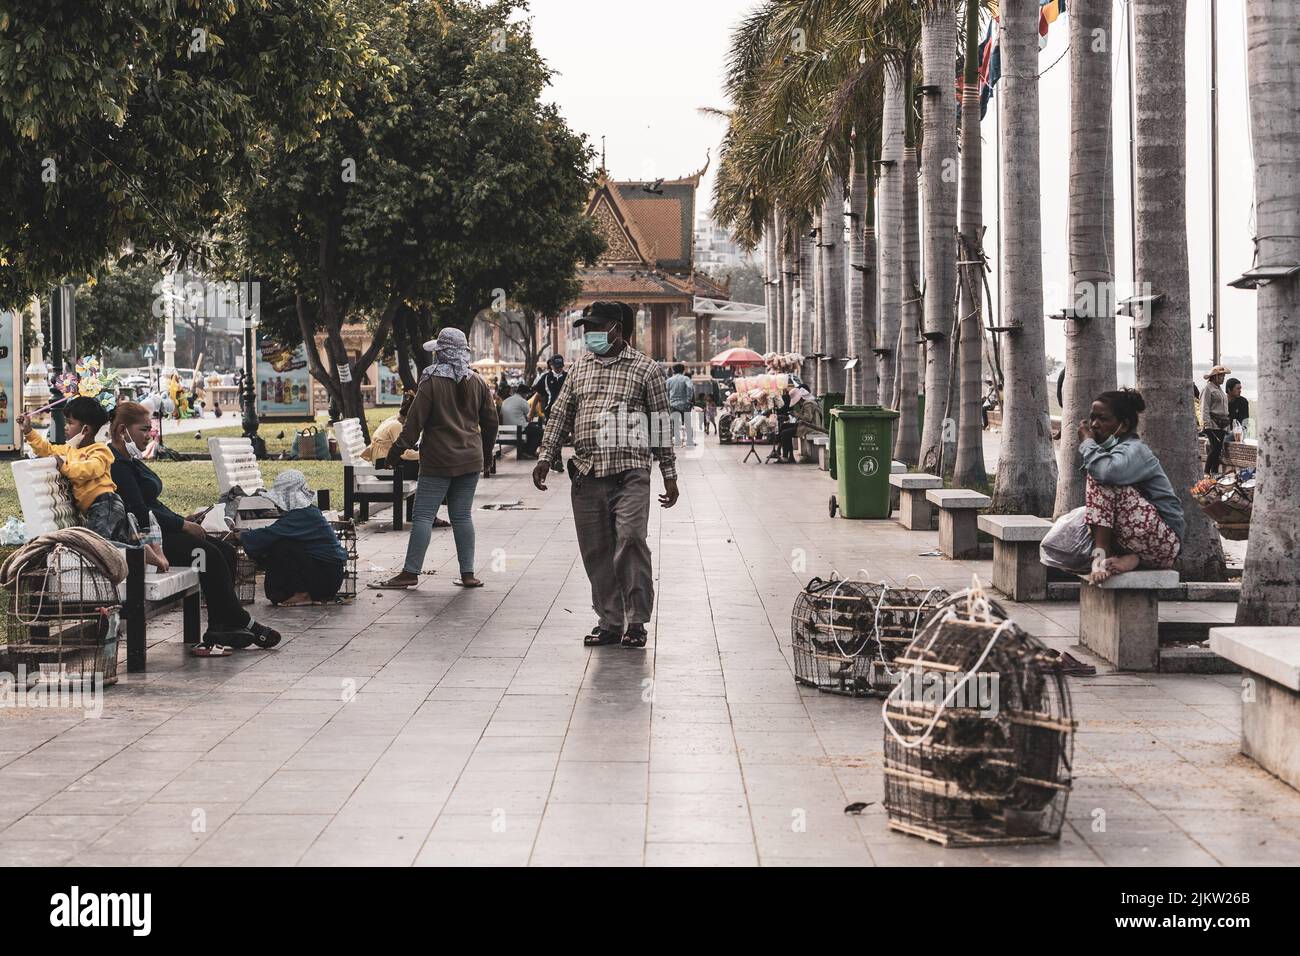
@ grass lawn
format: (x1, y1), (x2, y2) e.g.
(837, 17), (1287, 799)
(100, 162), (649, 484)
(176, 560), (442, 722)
(163, 407), (393, 456)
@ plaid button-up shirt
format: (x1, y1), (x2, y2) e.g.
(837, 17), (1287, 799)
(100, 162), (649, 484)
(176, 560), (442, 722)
(539, 346), (677, 480)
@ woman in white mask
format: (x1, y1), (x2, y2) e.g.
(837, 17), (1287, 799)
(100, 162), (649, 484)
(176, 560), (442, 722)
(108, 401), (281, 656)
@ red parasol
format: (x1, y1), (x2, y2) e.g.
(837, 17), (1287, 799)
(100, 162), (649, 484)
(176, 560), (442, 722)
(710, 347), (765, 367)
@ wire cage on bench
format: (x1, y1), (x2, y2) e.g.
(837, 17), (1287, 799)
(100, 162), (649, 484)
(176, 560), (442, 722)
(2, 545), (123, 686)
(882, 583), (1075, 847)
(791, 576), (950, 697)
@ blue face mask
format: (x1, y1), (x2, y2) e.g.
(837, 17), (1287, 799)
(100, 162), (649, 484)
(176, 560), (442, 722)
(584, 331), (613, 355)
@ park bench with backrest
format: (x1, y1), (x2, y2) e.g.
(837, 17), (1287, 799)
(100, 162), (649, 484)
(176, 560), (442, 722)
(926, 488), (990, 559)
(207, 436), (281, 529)
(890, 473), (942, 530)
(1209, 626), (1300, 791)
(978, 514), (1055, 601)
(332, 417), (417, 530)
(11, 456), (201, 673)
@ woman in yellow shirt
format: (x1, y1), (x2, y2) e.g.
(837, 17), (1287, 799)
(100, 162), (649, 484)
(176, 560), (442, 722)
(19, 397), (136, 548)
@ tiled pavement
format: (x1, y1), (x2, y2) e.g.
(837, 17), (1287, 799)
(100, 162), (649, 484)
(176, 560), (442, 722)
(2, 438), (1298, 867)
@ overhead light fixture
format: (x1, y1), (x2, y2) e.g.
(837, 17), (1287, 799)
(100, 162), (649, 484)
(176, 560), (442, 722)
(1117, 292), (1164, 317)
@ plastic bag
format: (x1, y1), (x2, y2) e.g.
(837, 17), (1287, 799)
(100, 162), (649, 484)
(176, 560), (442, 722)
(0, 516), (27, 546)
(1039, 506), (1094, 574)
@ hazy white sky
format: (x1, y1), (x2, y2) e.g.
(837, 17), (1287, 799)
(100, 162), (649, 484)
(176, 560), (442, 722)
(526, 0), (1257, 367)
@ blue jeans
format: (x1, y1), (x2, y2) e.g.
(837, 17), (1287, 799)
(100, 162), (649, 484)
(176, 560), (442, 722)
(403, 472), (479, 575)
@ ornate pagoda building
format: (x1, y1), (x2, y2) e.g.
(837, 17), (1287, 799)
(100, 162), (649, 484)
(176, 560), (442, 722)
(548, 159), (730, 364)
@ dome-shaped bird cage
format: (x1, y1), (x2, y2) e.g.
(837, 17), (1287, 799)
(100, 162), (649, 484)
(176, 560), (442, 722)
(882, 580), (1075, 846)
(791, 576), (950, 698)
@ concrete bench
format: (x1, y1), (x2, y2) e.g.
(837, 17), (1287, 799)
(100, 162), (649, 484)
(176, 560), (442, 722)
(812, 434), (830, 471)
(1209, 627), (1300, 791)
(889, 473), (942, 530)
(333, 417), (417, 530)
(11, 456), (201, 673)
(979, 514), (1054, 601)
(1078, 569), (1179, 671)
(926, 488), (990, 559)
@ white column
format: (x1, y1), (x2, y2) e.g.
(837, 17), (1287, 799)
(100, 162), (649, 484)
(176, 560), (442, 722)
(24, 295), (51, 413)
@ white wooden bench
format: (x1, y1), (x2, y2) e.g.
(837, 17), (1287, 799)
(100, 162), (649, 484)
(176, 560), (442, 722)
(490, 424), (526, 473)
(1209, 627), (1300, 791)
(1079, 569), (1179, 671)
(11, 457), (201, 672)
(979, 514), (1054, 601)
(208, 436), (278, 529)
(333, 417), (417, 530)
(926, 488), (990, 559)
(890, 473), (942, 530)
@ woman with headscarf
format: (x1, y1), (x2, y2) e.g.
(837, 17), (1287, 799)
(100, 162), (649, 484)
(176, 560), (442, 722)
(372, 328), (498, 589)
(235, 470), (347, 606)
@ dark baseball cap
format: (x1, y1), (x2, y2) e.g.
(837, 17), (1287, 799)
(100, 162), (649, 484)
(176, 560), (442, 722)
(575, 300), (634, 335)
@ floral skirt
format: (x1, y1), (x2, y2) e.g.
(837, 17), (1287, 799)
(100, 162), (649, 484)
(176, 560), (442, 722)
(1085, 477), (1180, 569)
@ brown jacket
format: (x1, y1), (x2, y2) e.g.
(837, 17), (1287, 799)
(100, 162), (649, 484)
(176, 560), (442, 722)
(396, 373), (499, 477)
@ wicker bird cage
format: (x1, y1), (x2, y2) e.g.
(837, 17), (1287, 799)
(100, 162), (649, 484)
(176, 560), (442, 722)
(331, 519), (358, 602)
(235, 548), (257, 605)
(2, 545), (123, 686)
(791, 576), (950, 698)
(883, 583), (1075, 846)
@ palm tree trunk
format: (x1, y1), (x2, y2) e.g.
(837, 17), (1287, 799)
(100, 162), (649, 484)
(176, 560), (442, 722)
(850, 134), (878, 405)
(780, 217), (795, 353)
(764, 212), (777, 353)
(919, 2), (959, 475)
(820, 178), (847, 395)
(953, 0), (988, 489)
(1237, 0), (1299, 622)
(1132, 0), (1225, 579)
(894, 55), (922, 466)
(1054, 0), (1118, 515)
(799, 230), (816, 385)
(877, 64), (906, 412)
(990, 0), (1057, 515)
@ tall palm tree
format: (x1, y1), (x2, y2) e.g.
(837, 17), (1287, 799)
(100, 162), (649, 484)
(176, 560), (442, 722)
(877, 63), (906, 413)
(894, 53), (923, 466)
(1237, 0), (1299, 623)
(819, 178), (847, 393)
(1131, 0), (1224, 579)
(918, 1), (958, 475)
(1054, 0), (1117, 515)
(849, 128), (879, 404)
(952, 0), (987, 488)
(990, 0), (1056, 515)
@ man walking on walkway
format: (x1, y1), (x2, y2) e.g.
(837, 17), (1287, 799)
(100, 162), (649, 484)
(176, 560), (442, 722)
(532, 301), (678, 649)
(665, 362), (696, 448)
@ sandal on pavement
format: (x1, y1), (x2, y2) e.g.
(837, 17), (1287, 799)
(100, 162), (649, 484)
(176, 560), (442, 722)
(621, 624), (648, 649)
(453, 574), (484, 588)
(432, 517), (451, 528)
(369, 573), (420, 590)
(584, 626), (622, 647)
(192, 644), (233, 658)
(249, 621), (282, 649)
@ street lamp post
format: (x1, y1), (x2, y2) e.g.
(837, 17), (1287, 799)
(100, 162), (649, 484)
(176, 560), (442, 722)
(240, 272), (266, 458)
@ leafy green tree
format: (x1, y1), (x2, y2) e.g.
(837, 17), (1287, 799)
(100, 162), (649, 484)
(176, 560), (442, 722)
(0, 0), (359, 307)
(242, 0), (600, 433)
(72, 258), (164, 355)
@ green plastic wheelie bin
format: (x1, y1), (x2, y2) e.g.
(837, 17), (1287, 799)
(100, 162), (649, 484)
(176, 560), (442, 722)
(827, 405), (901, 519)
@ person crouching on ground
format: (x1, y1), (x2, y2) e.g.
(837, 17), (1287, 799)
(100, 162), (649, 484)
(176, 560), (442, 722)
(17, 399), (162, 563)
(532, 300), (679, 649)
(1078, 388), (1184, 584)
(235, 470), (347, 606)
(372, 327), (498, 590)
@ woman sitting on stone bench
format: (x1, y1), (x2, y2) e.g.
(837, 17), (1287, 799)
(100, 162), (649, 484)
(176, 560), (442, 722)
(1077, 388), (1184, 584)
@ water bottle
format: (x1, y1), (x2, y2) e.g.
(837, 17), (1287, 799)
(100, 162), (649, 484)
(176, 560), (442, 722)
(145, 513), (163, 574)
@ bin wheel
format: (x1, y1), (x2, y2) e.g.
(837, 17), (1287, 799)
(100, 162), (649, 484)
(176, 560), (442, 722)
(829, 495), (838, 518)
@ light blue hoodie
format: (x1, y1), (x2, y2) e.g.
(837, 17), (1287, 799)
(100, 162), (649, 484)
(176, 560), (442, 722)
(1078, 433), (1185, 541)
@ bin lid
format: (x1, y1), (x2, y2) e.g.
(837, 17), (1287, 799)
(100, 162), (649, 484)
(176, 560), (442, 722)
(830, 404), (900, 420)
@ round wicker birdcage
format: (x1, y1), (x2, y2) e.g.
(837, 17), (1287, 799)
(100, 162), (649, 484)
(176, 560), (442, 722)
(882, 583), (1075, 847)
(791, 576), (950, 698)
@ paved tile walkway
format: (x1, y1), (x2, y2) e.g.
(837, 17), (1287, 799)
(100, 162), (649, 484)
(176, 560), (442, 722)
(2, 438), (1297, 866)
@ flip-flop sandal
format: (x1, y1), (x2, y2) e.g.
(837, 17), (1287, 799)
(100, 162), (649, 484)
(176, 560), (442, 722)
(432, 518), (452, 528)
(584, 626), (622, 647)
(453, 577), (484, 588)
(621, 627), (648, 649)
(368, 577), (421, 590)
(192, 644), (232, 658)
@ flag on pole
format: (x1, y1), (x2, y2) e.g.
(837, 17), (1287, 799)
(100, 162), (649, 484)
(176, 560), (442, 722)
(975, 1), (1067, 119)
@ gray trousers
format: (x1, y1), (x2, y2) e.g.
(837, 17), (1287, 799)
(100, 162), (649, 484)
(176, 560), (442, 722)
(571, 467), (653, 629)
